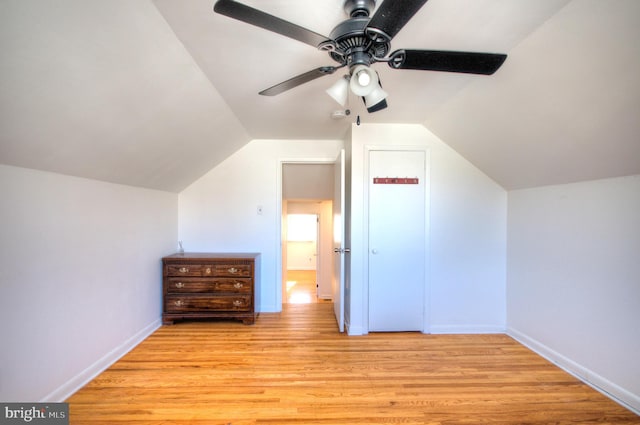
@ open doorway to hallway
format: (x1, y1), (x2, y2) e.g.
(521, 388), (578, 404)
(282, 202), (333, 304)
(281, 162), (335, 305)
(285, 213), (319, 303)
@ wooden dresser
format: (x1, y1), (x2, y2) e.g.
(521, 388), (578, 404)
(162, 253), (259, 325)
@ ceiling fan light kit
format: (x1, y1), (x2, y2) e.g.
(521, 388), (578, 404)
(364, 85), (389, 110)
(214, 0), (507, 113)
(326, 75), (351, 107)
(349, 65), (378, 96)
(348, 65), (388, 111)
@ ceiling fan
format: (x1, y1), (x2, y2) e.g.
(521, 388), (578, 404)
(213, 0), (507, 113)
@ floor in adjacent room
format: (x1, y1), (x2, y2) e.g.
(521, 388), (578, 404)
(285, 269), (325, 304)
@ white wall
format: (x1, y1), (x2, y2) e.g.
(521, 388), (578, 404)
(507, 175), (640, 412)
(178, 139), (342, 312)
(0, 165), (177, 402)
(282, 164), (334, 200)
(286, 240), (317, 270)
(348, 124), (507, 335)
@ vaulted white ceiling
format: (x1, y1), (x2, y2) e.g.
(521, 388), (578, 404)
(1, 0), (639, 192)
(0, 0), (249, 192)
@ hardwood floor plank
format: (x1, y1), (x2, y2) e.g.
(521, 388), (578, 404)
(67, 304), (638, 424)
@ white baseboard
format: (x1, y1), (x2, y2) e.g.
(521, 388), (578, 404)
(507, 327), (640, 415)
(429, 324), (505, 334)
(42, 318), (162, 402)
(256, 304), (281, 313)
(346, 322), (366, 336)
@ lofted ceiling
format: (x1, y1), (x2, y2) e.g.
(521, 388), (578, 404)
(1, 0), (639, 192)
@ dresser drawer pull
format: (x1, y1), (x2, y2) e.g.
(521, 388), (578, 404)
(233, 282), (244, 289)
(233, 300), (243, 307)
(174, 282), (184, 289)
(205, 267), (212, 274)
(178, 267), (189, 273)
(174, 300), (185, 307)
(228, 267), (239, 274)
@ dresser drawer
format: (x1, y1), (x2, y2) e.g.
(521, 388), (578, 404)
(165, 295), (252, 312)
(166, 277), (252, 294)
(211, 264), (252, 277)
(165, 264), (214, 277)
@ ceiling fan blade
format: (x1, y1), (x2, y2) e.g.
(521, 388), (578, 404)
(389, 49), (507, 75)
(259, 66), (338, 96)
(366, 0), (429, 41)
(214, 0), (332, 48)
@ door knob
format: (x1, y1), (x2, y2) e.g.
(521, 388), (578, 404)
(371, 249), (378, 254)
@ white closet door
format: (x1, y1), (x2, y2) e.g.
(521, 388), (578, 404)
(368, 150), (426, 331)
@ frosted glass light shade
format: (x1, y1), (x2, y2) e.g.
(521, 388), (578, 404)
(357, 71), (370, 86)
(326, 76), (350, 107)
(364, 86), (388, 109)
(349, 65), (378, 96)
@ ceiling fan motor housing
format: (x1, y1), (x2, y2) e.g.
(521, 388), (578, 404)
(328, 16), (389, 70)
(343, 0), (376, 17)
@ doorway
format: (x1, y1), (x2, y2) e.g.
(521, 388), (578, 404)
(281, 163), (335, 305)
(282, 201), (333, 303)
(285, 213), (319, 303)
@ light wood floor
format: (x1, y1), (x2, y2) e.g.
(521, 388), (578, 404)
(285, 270), (321, 304)
(67, 304), (638, 424)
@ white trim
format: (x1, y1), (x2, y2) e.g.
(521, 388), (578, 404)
(430, 325), (505, 334)
(508, 327), (640, 415)
(42, 318), (161, 402)
(256, 303), (280, 313)
(346, 323), (367, 336)
(276, 157), (339, 312)
(275, 160), (284, 310)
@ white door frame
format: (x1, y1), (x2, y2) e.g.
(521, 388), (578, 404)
(276, 158), (337, 309)
(333, 149), (346, 332)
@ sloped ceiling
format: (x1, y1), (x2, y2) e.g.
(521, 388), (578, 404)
(0, 0), (249, 192)
(425, 0), (640, 189)
(1, 0), (639, 192)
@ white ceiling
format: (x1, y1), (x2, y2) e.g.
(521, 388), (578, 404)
(0, 0), (249, 192)
(1, 0), (639, 191)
